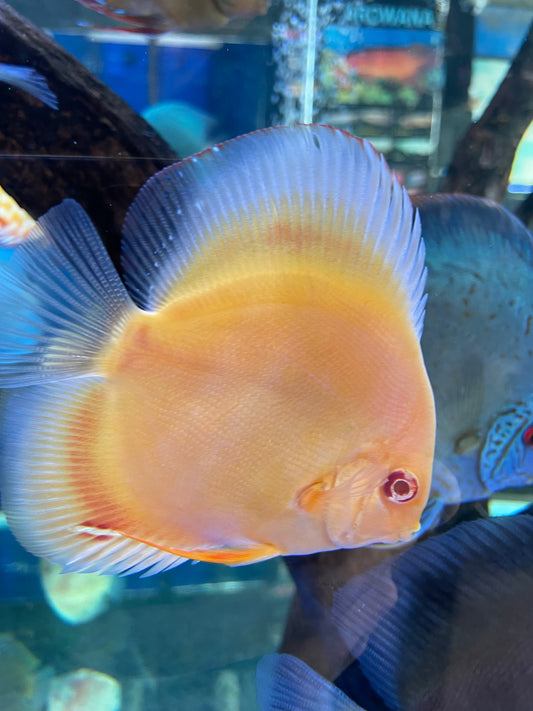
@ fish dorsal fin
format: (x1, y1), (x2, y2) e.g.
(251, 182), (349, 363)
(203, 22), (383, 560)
(122, 124), (427, 338)
(413, 192), (533, 264)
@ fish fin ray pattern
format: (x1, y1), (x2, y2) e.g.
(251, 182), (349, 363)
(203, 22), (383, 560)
(256, 653), (362, 711)
(122, 125), (426, 337)
(0, 200), (136, 386)
(0, 378), (188, 576)
(0, 64), (58, 109)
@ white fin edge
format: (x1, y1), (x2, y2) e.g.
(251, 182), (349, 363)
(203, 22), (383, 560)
(122, 125), (427, 338)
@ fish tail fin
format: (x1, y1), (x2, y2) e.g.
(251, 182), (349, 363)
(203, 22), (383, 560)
(0, 64), (58, 109)
(0, 199), (136, 386)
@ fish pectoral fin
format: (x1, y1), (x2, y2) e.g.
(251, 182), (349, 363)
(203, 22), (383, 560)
(256, 653), (363, 711)
(295, 475), (335, 514)
(296, 463), (382, 515)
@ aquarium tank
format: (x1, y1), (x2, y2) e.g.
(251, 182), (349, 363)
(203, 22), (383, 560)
(0, 0), (532, 709)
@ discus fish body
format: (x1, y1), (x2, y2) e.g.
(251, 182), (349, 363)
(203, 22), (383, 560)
(0, 125), (435, 575)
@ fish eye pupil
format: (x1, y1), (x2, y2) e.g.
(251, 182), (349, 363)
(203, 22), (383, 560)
(383, 470), (418, 503)
(393, 479), (410, 497)
(522, 425), (533, 446)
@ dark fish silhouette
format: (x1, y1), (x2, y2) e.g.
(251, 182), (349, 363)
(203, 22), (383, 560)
(258, 508), (533, 710)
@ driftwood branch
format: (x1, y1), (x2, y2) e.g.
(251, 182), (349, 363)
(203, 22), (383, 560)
(0, 1), (179, 266)
(441, 20), (533, 203)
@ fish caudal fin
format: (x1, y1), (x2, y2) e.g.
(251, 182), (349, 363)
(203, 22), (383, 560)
(0, 64), (58, 109)
(0, 379), (189, 576)
(0, 200), (136, 386)
(256, 654), (362, 711)
(122, 124), (427, 338)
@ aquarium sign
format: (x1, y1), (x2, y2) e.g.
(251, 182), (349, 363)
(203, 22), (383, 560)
(343, 3), (436, 30)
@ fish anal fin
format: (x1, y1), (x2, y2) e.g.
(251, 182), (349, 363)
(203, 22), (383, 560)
(72, 521), (278, 566)
(1, 378), (194, 576)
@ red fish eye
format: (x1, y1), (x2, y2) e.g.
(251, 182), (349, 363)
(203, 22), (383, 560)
(383, 470), (418, 503)
(522, 425), (533, 447)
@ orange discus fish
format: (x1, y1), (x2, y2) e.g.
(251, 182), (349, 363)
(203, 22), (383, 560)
(0, 186), (35, 246)
(0, 125), (435, 575)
